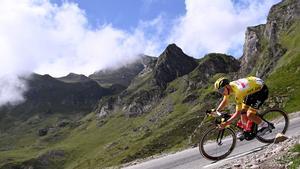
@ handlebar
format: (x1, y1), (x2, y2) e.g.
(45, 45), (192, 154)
(206, 109), (222, 117)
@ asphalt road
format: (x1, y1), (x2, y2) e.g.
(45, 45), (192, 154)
(123, 115), (300, 169)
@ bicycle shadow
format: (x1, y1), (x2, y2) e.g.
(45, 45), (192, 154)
(210, 144), (269, 164)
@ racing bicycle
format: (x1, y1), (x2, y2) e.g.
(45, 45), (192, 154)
(199, 109), (289, 161)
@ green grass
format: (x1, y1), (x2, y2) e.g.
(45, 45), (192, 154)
(266, 21), (300, 112)
(289, 144), (300, 169)
(278, 143), (300, 169)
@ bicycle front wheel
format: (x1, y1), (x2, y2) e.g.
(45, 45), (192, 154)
(199, 127), (236, 161)
(256, 109), (289, 143)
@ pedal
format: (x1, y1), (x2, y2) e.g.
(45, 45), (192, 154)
(269, 123), (275, 129)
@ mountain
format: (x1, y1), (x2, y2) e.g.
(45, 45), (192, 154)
(94, 44), (199, 118)
(57, 73), (92, 83)
(189, 53), (240, 88)
(153, 44), (198, 87)
(89, 55), (157, 88)
(25, 73), (110, 114)
(0, 73), (111, 131)
(0, 0), (300, 168)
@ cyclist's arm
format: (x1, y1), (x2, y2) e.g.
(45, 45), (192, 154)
(223, 107), (241, 125)
(216, 95), (229, 112)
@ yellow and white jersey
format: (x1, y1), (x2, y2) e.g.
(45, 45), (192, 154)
(229, 76), (264, 110)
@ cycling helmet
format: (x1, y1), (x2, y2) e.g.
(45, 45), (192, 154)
(214, 77), (230, 90)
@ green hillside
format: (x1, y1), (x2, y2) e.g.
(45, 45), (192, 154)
(267, 21), (300, 112)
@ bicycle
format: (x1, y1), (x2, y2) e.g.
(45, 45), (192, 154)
(198, 109), (289, 161)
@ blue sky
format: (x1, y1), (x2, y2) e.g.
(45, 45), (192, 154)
(48, 0), (186, 54)
(50, 0), (185, 31)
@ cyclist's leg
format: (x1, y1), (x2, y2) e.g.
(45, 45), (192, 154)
(240, 104), (249, 127)
(247, 107), (262, 124)
(244, 85), (269, 125)
(244, 85), (269, 132)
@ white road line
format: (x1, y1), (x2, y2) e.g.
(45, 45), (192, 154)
(203, 146), (266, 168)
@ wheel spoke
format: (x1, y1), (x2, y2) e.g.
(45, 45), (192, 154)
(256, 109), (289, 143)
(199, 127), (236, 160)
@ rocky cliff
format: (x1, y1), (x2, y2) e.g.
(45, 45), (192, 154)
(239, 0), (299, 78)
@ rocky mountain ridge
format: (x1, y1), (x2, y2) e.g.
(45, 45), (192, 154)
(89, 55), (156, 88)
(57, 73), (92, 83)
(0, 73), (111, 132)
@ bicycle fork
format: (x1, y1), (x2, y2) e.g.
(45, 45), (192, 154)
(217, 129), (225, 146)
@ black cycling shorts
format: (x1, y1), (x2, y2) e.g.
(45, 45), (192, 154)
(243, 85), (269, 109)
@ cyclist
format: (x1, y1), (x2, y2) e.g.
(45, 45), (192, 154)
(214, 76), (271, 140)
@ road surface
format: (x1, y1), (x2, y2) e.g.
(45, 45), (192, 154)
(123, 115), (300, 169)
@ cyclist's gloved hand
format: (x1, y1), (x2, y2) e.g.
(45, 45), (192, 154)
(218, 121), (230, 129)
(206, 109), (216, 116)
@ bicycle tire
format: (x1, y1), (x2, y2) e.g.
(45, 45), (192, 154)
(199, 127), (236, 161)
(256, 109), (289, 143)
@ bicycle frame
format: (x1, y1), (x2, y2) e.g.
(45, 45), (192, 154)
(205, 110), (256, 141)
(206, 110), (278, 141)
(259, 113), (275, 129)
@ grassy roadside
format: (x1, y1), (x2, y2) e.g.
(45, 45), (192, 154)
(288, 143), (300, 169)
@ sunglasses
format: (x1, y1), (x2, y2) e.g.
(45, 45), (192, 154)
(218, 87), (226, 94)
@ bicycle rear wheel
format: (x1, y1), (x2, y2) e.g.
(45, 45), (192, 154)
(199, 127), (236, 161)
(256, 109), (289, 143)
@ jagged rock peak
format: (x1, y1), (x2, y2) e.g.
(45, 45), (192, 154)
(195, 53), (240, 77)
(89, 56), (156, 87)
(57, 73), (92, 83)
(29, 73), (59, 83)
(154, 44), (198, 87)
(165, 43), (184, 54)
(66, 73), (88, 78)
(156, 44), (190, 63)
(65, 73), (87, 77)
(186, 53), (240, 91)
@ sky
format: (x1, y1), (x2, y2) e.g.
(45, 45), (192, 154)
(50, 0), (185, 30)
(0, 0), (281, 106)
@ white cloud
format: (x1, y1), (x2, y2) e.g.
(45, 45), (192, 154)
(0, 0), (161, 106)
(167, 0), (281, 57)
(0, 0), (161, 77)
(0, 75), (27, 106)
